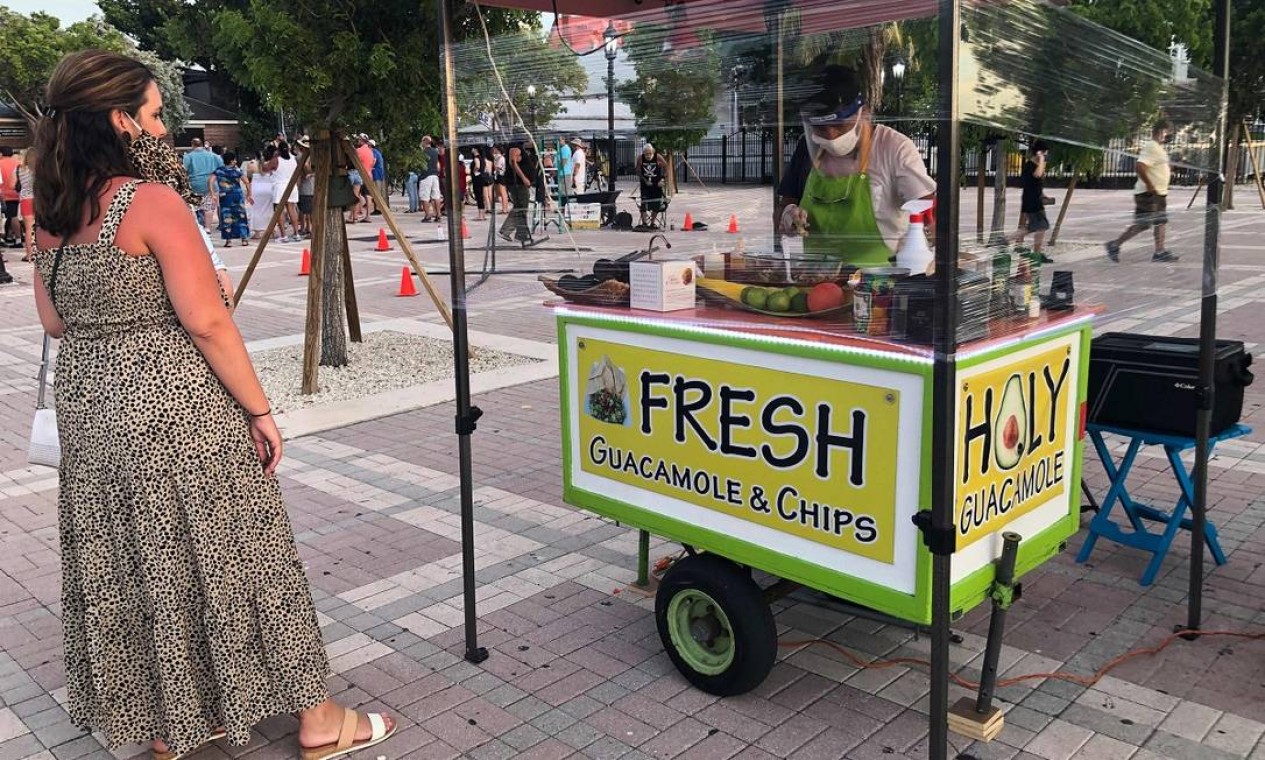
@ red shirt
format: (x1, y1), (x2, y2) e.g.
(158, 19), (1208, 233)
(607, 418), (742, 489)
(356, 145), (376, 176)
(0, 157), (19, 202)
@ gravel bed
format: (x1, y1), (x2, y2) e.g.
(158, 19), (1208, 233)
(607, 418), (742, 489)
(254, 330), (540, 413)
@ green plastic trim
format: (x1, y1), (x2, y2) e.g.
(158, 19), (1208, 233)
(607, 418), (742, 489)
(665, 587), (735, 675)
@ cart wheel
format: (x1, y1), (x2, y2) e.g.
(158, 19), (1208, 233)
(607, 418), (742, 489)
(655, 553), (776, 696)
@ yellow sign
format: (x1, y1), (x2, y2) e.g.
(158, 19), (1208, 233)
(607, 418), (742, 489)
(575, 337), (902, 563)
(955, 342), (1075, 547)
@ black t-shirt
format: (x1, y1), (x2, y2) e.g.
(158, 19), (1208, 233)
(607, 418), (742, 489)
(506, 151), (539, 188)
(777, 138), (815, 201)
(1020, 158), (1044, 213)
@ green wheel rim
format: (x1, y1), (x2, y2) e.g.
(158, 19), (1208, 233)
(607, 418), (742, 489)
(666, 588), (736, 675)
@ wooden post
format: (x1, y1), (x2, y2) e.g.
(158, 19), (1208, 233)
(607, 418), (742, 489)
(341, 228), (363, 343)
(1049, 171), (1078, 246)
(340, 139), (455, 331)
(233, 147), (310, 304)
(976, 145), (986, 243)
(301, 135), (332, 395)
(1242, 118), (1265, 210)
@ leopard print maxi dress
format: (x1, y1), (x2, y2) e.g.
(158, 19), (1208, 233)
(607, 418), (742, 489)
(33, 181), (331, 755)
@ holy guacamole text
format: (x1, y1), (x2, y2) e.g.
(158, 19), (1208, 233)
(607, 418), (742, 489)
(575, 339), (902, 563)
(956, 347), (1074, 546)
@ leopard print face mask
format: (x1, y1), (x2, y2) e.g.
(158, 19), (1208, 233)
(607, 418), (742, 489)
(125, 115), (202, 207)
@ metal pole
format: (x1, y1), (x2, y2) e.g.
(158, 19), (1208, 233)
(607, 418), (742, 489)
(438, 0), (488, 665)
(1188, 0), (1232, 634)
(976, 532), (1021, 714)
(918, 3), (963, 759)
(636, 529), (651, 587)
(608, 55), (617, 193)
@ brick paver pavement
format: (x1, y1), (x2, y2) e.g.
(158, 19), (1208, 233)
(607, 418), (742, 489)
(0, 186), (1262, 760)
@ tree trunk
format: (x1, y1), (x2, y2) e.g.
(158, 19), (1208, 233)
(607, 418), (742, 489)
(988, 142), (1009, 245)
(1223, 127), (1241, 210)
(666, 152), (677, 196)
(316, 135), (348, 367)
(1049, 171), (1078, 246)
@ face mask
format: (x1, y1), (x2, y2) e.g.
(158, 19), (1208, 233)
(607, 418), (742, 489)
(124, 114), (201, 206)
(818, 121), (861, 157)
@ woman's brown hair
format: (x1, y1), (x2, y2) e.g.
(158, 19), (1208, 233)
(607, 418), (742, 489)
(32, 50), (152, 237)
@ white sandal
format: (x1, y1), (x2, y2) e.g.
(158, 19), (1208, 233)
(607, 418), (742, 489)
(299, 709), (394, 760)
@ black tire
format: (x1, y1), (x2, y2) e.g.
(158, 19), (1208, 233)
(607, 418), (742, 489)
(655, 553), (777, 696)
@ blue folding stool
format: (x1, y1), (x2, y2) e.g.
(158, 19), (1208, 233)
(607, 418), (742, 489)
(1076, 422), (1249, 586)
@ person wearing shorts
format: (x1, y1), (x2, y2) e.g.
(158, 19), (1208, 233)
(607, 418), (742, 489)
(1013, 140), (1052, 262)
(18, 149), (36, 260)
(418, 136), (442, 221)
(1106, 120), (1177, 263)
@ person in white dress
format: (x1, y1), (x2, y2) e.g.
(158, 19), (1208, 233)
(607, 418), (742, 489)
(264, 140), (302, 243)
(248, 150), (275, 239)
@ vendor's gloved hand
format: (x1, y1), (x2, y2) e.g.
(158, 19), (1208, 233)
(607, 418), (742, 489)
(779, 204), (809, 235)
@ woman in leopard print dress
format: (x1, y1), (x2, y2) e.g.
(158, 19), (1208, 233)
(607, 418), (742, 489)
(30, 51), (394, 760)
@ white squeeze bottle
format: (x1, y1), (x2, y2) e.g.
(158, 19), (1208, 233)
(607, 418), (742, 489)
(896, 212), (934, 275)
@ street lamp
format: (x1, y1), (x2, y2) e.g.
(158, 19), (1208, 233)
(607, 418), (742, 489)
(890, 56), (906, 117)
(525, 84), (538, 136)
(604, 22), (618, 192)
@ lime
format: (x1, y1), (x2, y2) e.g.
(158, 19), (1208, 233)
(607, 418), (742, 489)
(791, 292), (810, 313)
(766, 292), (791, 312)
(782, 286), (800, 300)
(742, 287), (769, 309)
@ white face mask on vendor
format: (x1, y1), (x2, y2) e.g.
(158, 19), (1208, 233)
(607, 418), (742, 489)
(814, 121), (861, 157)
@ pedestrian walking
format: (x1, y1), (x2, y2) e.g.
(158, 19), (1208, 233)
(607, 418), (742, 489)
(569, 136), (587, 193)
(499, 142), (534, 243)
(265, 140), (302, 242)
(212, 151), (252, 247)
(29, 49), (395, 760)
(248, 148), (274, 238)
(491, 145), (509, 213)
(182, 138), (221, 232)
(370, 139), (387, 212)
(0, 146), (21, 247)
(1013, 140), (1053, 263)
(18, 148), (36, 261)
(1106, 120), (1177, 263)
(471, 146), (490, 220)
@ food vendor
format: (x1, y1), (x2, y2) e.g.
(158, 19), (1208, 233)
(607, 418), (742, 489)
(777, 65), (936, 266)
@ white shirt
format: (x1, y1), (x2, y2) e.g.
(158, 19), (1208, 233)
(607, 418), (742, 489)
(1134, 139), (1171, 196)
(571, 147), (587, 189)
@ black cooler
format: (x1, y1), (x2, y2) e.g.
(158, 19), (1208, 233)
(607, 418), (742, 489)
(1087, 333), (1254, 437)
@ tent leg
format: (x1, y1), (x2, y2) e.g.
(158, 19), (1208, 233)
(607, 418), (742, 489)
(439, 0), (487, 665)
(1185, 0), (1231, 637)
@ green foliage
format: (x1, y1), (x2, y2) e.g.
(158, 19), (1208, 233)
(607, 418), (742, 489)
(206, 1), (537, 178)
(453, 30), (588, 140)
(619, 22), (721, 156)
(1227, 0), (1265, 121)
(0, 6), (188, 131)
(1068, 0), (1213, 69)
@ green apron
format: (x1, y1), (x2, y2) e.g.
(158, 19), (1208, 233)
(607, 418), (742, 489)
(799, 168), (893, 266)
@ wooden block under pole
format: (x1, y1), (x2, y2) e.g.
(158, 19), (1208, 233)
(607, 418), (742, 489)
(948, 697), (1005, 742)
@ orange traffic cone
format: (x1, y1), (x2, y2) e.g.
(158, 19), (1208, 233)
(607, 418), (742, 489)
(396, 266), (418, 297)
(298, 248), (311, 276)
(727, 214), (739, 234)
(375, 228), (392, 251)
(461, 217), (471, 239)
(683, 213), (694, 231)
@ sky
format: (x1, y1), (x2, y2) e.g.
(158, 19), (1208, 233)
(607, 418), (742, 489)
(7, 0), (101, 23)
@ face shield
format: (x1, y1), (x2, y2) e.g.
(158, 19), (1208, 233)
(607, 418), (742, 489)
(801, 93), (865, 158)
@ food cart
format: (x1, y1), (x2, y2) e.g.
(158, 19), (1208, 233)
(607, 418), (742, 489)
(435, 0), (1232, 757)
(557, 300), (1091, 694)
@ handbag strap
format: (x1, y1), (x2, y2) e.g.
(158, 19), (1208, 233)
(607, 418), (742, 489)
(38, 233), (71, 411)
(35, 333), (52, 410)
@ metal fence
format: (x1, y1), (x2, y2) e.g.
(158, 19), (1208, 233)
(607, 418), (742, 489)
(674, 130), (1264, 189)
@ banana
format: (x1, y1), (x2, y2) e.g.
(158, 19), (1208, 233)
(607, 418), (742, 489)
(697, 277), (749, 302)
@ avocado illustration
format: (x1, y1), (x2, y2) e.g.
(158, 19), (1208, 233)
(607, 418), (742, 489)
(994, 375), (1028, 470)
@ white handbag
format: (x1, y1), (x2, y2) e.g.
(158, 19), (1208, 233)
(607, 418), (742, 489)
(28, 333), (59, 468)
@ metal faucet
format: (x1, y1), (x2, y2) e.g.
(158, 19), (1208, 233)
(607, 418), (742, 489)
(646, 233), (672, 257)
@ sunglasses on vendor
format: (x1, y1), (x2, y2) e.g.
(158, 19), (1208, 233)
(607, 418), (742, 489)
(802, 94), (868, 159)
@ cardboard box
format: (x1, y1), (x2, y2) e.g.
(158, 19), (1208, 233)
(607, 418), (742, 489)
(631, 260), (697, 312)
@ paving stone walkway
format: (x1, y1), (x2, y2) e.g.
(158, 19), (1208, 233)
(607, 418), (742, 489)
(0, 187), (1262, 760)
